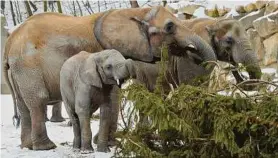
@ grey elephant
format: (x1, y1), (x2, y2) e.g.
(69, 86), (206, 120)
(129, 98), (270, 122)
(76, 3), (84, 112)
(60, 49), (133, 152)
(44, 102), (65, 122)
(182, 18), (262, 86)
(4, 6), (216, 150)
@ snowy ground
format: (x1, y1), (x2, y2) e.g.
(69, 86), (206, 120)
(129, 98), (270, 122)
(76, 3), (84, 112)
(0, 95), (114, 158)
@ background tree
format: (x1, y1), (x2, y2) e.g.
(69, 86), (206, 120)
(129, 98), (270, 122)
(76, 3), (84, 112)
(130, 0), (139, 8)
(1, 1), (5, 14)
(24, 1), (33, 17)
(162, 0), (167, 7)
(44, 0), (47, 12)
(29, 1), (38, 12)
(9, 1), (16, 26)
(76, 0), (82, 16)
(57, 0), (62, 13)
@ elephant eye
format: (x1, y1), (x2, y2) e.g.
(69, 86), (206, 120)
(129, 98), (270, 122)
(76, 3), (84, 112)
(164, 21), (175, 34)
(105, 64), (112, 70)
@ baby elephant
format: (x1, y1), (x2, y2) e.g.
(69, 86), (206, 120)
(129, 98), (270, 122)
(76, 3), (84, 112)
(60, 49), (133, 152)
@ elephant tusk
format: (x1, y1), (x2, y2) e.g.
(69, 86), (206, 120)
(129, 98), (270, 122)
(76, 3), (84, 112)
(116, 79), (120, 86)
(187, 44), (195, 49)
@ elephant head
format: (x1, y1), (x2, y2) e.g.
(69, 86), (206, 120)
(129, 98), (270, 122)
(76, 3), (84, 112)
(80, 49), (133, 88)
(94, 6), (216, 63)
(205, 18), (262, 82)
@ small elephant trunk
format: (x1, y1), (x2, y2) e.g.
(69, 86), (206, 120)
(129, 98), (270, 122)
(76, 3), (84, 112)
(125, 59), (136, 78)
(232, 39), (262, 80)
(186, 35), (217, 62)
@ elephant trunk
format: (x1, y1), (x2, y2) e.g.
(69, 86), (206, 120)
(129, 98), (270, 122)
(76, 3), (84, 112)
(232, 38), (262, 80)
(125, 59), (136, 78)
(181, 35), (217, 63)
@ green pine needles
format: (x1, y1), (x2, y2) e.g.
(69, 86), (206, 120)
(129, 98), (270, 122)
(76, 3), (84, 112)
(114, 46), (278, 158)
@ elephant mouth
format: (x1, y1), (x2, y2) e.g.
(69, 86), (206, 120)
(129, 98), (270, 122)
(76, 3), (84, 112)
(114, 78), (125, 88)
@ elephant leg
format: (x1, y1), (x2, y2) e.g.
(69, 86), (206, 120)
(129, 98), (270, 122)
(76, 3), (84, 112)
(14, 70), (56, 150)
(75, 92), (94, 153)
(77, 111), (93, 152)
(63, 100), (81, 149)
(50, 102), (65, 122)
(94, 86), (119, 148)
(14, 82), (32, 149)
(44, 105), (49, 122)
(108, 85), (120, 146)
(97, 103), (111, 152)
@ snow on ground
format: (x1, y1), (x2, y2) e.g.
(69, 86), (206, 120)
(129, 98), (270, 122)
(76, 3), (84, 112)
(0, 95), (113, 158)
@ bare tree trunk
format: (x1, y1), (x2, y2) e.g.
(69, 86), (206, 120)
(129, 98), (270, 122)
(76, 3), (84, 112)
(29, 1), (38, 12)
(86, 0), (94, 13)
(44, 0), (47, 12)
(9, 1), (16, 26)
(1, 1), (5, 14)
(24, 1), (33, 17)
(76, 0), (82, 16)
(162, 0), (167, 7)
(72, 1), (76, 16)
(14, 1), (21, 23)
(82, 1), (93, 14)
(97, 1), (100, 12)
(57, 0), (62, 13)
(129, 0), (139, 8)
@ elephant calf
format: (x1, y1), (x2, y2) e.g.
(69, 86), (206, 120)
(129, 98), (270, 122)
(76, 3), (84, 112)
(60, 49), (133, 152)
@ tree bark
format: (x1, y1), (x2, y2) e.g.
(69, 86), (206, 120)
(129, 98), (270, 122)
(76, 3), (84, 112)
(9, 1), (16, 26)
(29, 1), (38, 12)
(1, 1), (5, 14)
(24, 1), (33, 17)
(43, 0), (47, 12)
(130, 0), (139, 8)
(162, 0), (167, 7)
(72, 1), (76, 16)
(97, 1), (100, 12)
(15, 1), (21, 23)
(57, 0), (62, 13)
(76, 0), (82, 16)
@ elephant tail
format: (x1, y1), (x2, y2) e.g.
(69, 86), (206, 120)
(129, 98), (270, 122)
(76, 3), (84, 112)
(3, 59), (20, 128)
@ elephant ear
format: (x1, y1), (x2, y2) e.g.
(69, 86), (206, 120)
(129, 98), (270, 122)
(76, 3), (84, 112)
(80, 55), (103, 88)
(94, 9), (154, 62)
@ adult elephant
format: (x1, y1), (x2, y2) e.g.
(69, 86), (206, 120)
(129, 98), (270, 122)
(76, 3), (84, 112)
(182, 18), (262, 85)
(3, 7), (215, 151)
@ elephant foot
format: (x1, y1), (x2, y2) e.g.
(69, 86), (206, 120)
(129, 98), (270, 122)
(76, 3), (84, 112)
(21, 131), (33, 149)
(33, 139), (56, 150)
(93, 134), (116, 147)
(108, 140), (117, 147)
(50, 116), (65, 122)
(20, 140), (33, 150)
(73, 138), (81, 149)
(81, 146), (94, 154)
(67, 120), (72, 126)
(97, 144), (110, 153)
(45, 117), (49, 122)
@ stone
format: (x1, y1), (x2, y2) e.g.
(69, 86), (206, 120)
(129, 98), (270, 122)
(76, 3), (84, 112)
(246, 28), (265, 61)
(236, 5), (246, 13)
(263, 33), (278, 66)
(178, 4), (202, 15)
(205, 8), (220, 17)
(265, 1), (278, 15)
(175, 13), (193, 20)
(253, 11), (278, 38)
(239, 8), (265, 30)
(1, 14), (10, 94)
(255, 0), (268, 9)
(244, 3), (258, 13)
(165, 5), (178, 14)
(218, 7), (231, 16)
